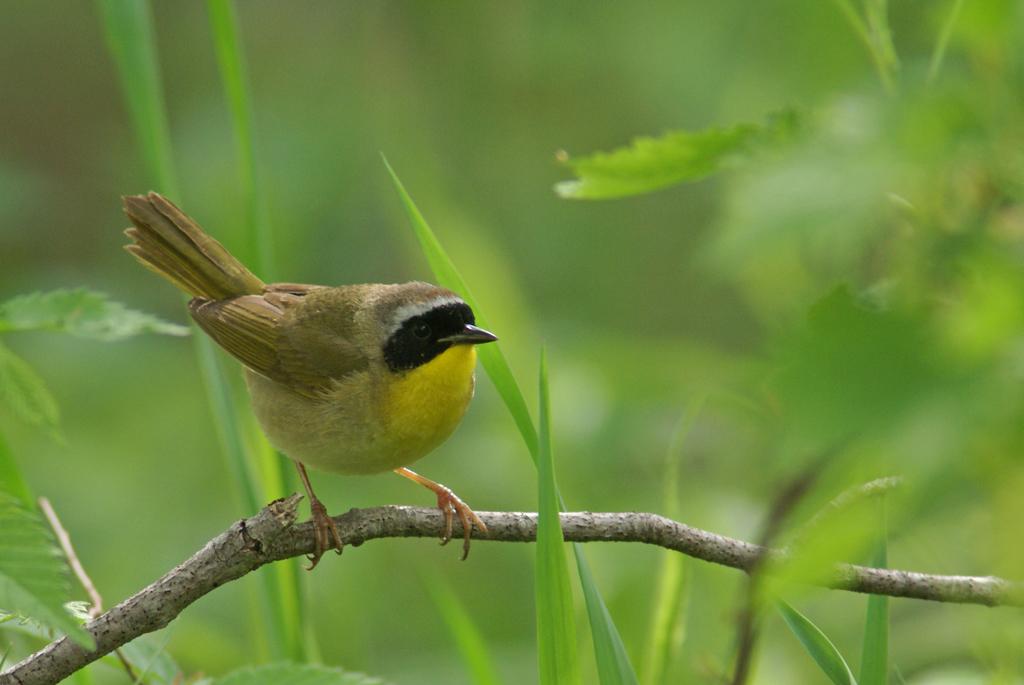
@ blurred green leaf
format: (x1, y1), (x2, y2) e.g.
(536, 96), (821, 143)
(0, 342), (60, 434)
(0, 430), (32, 508)
(535, 349), (580, 685)
(778, 600), (857, 685)
(0, 492), (94, 649)
(555, 110), (798, 200)
(211, 663), (387, 685)
(386, 159), (640, 684)
(859, 501), (889, 685)
(422, 571), (503, 685)
(112, 634), (182, 684)
(774, 285), (940, 442)
(0, 289), (188, 340)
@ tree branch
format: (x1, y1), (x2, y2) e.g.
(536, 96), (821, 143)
(2, 495), (1021, 685)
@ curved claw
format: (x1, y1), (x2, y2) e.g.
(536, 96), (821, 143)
(434, 487), (488, 560)
(306, 498), (343, 571)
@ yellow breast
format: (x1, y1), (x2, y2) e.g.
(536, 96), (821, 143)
(382, 344), (478, 459)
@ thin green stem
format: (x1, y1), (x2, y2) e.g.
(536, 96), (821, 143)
(829, 0), (897, 93)
(206, 0), (308, 662)
(206, 0), (276, 279)
(928, 0), (965, 83)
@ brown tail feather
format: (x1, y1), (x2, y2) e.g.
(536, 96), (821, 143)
(122, 192), (264, 300)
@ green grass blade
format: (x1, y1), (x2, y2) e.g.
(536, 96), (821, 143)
(96, 0), (291, 661)
(535, 349), (580, 685)
(572, 546), (638, 685)
(858, 499), (888, 685)
(827, 0), (897, 92)
(95, 0), (179, 198)
(206, 0), (308, 661)
(206, 0), (275, 277)
(640, 401), (702, 685)
(927, 0), (965, 83)
(778, 600), (857, 685)
(382, 155), (538, 458)
(385, 158), (639, 684)
(422, 571), (503, 685)
(638, 552), (685, 685)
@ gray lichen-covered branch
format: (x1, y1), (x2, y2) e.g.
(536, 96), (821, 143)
(2, 495), (1021, 685)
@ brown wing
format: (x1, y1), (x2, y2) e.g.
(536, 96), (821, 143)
(189, 283), (370, 398)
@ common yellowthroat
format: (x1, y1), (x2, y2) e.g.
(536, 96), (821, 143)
(122, 192), (496, 567)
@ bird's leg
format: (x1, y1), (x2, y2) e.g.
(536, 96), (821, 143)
(295, 461), (343, 570)
(394, 467), (487, 560)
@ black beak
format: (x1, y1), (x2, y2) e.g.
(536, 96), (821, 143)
(441, 324), (499, 345)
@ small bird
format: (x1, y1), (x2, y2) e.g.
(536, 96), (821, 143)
(122, 192), (497, 568)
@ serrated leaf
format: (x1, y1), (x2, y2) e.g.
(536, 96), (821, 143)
(536, 349), (580, 685)
(211, 663), (387, 685)
(0, 430), (33, 508)
(555, 110), (798, 200)
(0, 342), (60, 433)
(0, 492), (94, 649)
(0, 289), (189, 341)
(778, 600), (857, 685)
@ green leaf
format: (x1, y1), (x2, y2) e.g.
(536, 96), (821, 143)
(385, 159), (639, 685)
(211, 663), (387, 685)
(535, 349), (580, 685)
(422, 571), (503, 685)
(0, 342), (60, 433)
(778, 600), (857, 685)
(111, 634), (182, 684)
(0, 492), (94, 649)
(0, 289), (189, 340)
(774, 286), (940, 443)
(858, 500), (889, 685)
(0, 430), (33, 508)
(555, 110), (798, 200)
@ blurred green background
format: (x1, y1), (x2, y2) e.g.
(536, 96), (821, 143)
(2, 1), (1023, 683)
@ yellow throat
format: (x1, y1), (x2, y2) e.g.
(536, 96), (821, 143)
(384, 344), (478, 455)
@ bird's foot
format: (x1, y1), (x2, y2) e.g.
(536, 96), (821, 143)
(434, 485), (488, 560)
(306, 497), (343, 570)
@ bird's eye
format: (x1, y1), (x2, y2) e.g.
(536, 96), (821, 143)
(413, 321), (431, 339)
